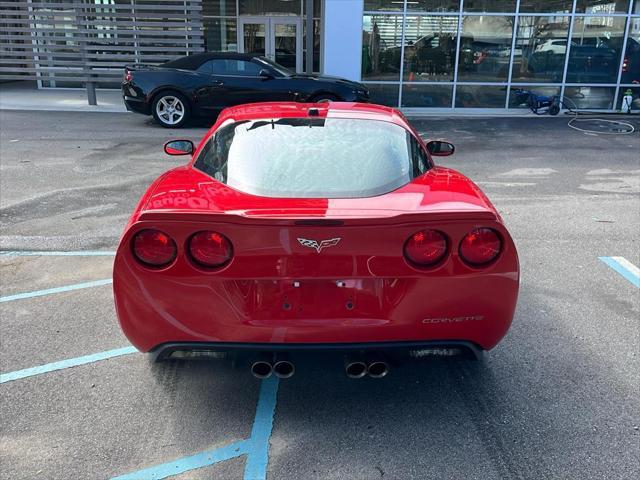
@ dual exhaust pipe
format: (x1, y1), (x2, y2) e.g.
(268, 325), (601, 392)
(251, 354), (295, 379)
(250, 353), (390, 379)
(345, 353), (389, 379)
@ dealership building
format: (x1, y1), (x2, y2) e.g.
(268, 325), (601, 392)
(1, 0), (639, 112)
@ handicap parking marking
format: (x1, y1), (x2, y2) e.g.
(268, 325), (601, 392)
(0, 278), (113, 303)
(599, 257), (640, 288)
(0, 250), (116, 256)
(0, 346), (137, 384)
(111, 375), (281, 480)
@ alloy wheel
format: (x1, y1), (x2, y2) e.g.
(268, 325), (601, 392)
(156, 96), (185, 126)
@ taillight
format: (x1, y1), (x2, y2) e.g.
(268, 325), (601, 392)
(132, 229), (177, 267)
(404, 229), (448, 267)
(188, 231), (233, 268)
(459, 228), (502, 266)
(124, 70), (133, 82)
(622, 57), (629, 72)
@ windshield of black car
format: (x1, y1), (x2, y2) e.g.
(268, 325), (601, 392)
(254, 57), (294, 76)
(193, 118), (429, 199)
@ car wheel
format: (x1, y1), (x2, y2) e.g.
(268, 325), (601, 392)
(152, 91), (190, 128)
(312, 93), (340, 103)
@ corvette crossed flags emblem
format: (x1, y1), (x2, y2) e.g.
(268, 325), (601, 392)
(297, 237), (341, 253)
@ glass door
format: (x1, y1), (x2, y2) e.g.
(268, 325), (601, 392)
(238, 17), (268, 57)
(238, 17), (302, 73)
(270, 18), (302, 72)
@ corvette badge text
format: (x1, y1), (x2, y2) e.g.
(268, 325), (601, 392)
(422, 315), (485, 324)
(298, 237), (341, 253)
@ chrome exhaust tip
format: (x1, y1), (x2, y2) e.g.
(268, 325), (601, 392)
(367, 361), (389, 378)
(345, 356), (367, 379)
(250, 359), (273, 379)
(366, 354), (390, 378)
(273, 359), (295, 379)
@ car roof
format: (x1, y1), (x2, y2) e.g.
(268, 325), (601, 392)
(213, 102), (412, 131)
(163, 52), (258, 70)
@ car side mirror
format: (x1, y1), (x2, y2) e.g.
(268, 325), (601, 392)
(426, 140), (455, 157)
(164, 139), (194, 156)
(259, 69), (274, 80)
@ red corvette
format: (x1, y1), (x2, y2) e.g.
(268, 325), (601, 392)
(113, 102), (519, 378)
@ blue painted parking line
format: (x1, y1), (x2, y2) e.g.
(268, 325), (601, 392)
(0, 346), (137, 384)
(111, 440), (249, 480)
(244, 375), (280, 480)
(111, 376), (281, 480)
(599, 257), (640, 288)
(0, 278), (113, 303)
(0, 250), (116, 256)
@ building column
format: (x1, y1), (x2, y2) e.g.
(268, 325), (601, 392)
(322, 0), (363, 81)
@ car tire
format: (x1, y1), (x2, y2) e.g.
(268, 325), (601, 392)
(152, 91), (191, 128)
(312, 93), (340, 103)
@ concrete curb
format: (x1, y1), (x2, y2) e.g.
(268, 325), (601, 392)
(0, 105), (128, 113)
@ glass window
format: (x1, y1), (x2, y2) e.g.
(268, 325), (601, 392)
(203, 0), (237, 16)
(199, 59), (263, 76)
(407, 1), (460, 12)
(618, 86), (639, 111)
(508, 85), (561, 108)
(457, 16), (514, 82)
(402, 84), (453, 107)
(455, 85), (507, 107)
(566, 16), (626, 83)
(634, 0), (640, 13)
(365, 83), (400, 106)
(242, 22), (267, 56)
(364, 0), (404, 11)
(303, 0), (322, 17)
(622, 17), (640, 83)
(403, 16), (458, 82)
(274, 24), (298, 70)
(362, 15), (404, 81)
(463, 0), (516, 12)
(195, 118), (422, 198)
(518, 0), (573, 13)
(575, 0), (630, 14)
(563, 86), (615, 109)
(239, 0), (302, 15)
(203, 18), (238, 52)
(511, 16), (570, 83)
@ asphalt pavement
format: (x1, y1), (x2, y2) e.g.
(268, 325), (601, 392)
(1, 110), (639, 480)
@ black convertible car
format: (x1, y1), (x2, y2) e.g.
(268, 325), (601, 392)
(122, 52), (370, 128)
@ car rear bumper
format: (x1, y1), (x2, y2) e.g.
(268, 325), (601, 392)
(150, 340), (484, 362)
(122, 83), (150, 115)
(114, 272), (518, 353)
(123, 95), (150, 115)
(114, 217), (519, 353)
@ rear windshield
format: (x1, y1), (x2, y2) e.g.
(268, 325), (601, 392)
(194, 117), (429, 198)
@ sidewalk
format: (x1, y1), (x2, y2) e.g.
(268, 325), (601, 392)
(0, 81), (126, 113)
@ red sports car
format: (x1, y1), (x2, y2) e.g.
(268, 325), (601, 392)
(113, 102), (519, 379)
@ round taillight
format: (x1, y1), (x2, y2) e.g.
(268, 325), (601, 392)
(404, 229), (448, 267)
(459, 228), (502, 266)
(188, 231), (233, 268)
(132, 229), (177, 267)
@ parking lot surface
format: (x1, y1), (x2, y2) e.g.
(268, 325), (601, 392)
(1, 110), (639, 480)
